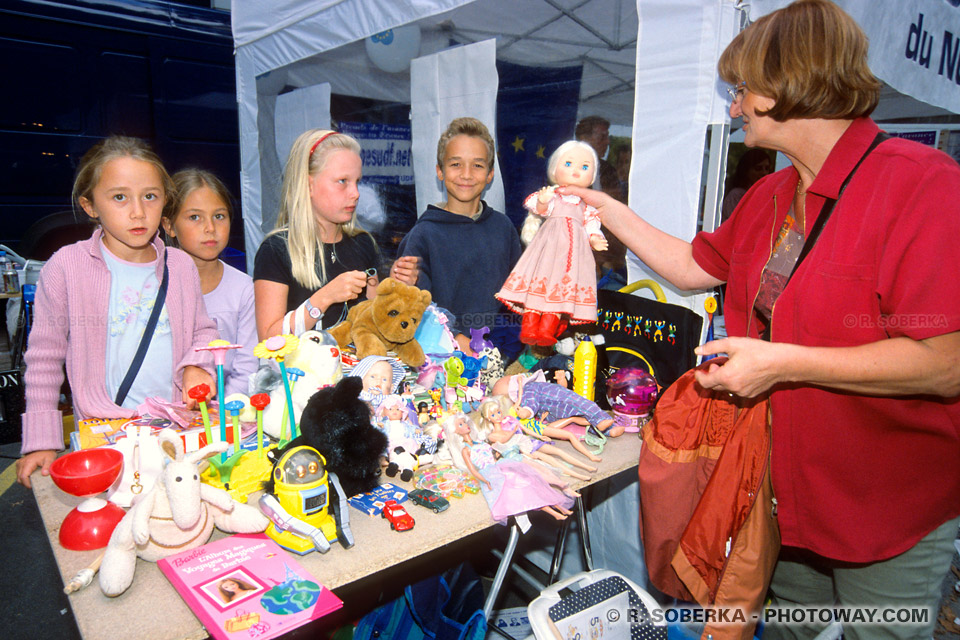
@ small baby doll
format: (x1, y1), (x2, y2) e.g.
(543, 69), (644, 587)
(348, 355), (405, 411)
(493, 372), (621, 437)
(496, 140), (609, 346)
(376, 394), (437, 459)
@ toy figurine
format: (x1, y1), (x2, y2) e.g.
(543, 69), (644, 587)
(477, 396), (596, 481)
(443, 410), (574, 523)
(99, 430), (268, 596)
(493, 372), (620, 437)
(496, 140), (608, 346)
(377, 395), (436, 480)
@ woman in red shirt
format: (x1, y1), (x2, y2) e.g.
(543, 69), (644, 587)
(563, 1), (960, 638)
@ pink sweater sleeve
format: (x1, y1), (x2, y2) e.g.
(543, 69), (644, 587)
(21, 259), (69, 453)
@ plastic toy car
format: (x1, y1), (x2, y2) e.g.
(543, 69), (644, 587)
(408, 488), (450, 513)
(381, 499), (415, 532)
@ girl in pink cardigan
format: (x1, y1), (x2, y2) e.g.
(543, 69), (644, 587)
(16, 137), (218, 488)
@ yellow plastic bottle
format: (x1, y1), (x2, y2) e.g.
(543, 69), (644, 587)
(573, 338), (598, 401)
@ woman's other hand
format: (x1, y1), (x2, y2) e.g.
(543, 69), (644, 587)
(694, 337), (784, 398)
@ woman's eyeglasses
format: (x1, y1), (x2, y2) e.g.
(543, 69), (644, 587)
(727, 81), (747, 105)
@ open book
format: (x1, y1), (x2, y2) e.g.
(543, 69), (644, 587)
(158, 534), (342, 640)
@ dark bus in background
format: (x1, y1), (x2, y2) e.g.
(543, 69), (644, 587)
(0, 0), (242, 260)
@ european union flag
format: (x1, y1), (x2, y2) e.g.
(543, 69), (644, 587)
(496, 61), (582, 227)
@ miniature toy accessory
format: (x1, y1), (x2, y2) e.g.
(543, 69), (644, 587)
(702, 295), (718, 363)
(250, 393), (271, 458)
(99, 429), (268, 596)
(50, 448), (126, 550)
(381, 499), (415, 532)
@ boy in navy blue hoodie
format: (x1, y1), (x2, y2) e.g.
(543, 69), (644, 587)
(399, 117), (522, 359)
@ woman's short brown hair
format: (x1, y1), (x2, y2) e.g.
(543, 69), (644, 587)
(717, 0), (880, 122)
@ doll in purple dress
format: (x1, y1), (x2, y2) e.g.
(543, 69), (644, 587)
(496, 141), (608, 346)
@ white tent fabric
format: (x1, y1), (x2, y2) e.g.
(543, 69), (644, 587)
(750, 0), (960, 115)
(410, 39), (505, 214)
(627, 0), (738, 310)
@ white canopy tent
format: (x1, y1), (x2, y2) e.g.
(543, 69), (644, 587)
(232, 0), (957, 281)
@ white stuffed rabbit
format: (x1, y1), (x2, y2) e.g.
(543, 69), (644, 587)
(99, 429), (268, 596)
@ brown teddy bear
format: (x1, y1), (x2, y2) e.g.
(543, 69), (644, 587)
(328, 277), (432, 367)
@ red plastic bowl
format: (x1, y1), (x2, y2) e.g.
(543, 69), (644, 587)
(59, 500), (126, 550)
(50, 448), (124, 497)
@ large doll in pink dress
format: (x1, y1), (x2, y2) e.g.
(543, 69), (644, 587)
(496, 140), (608, 346)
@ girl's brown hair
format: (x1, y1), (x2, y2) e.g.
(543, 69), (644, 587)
(72, 136), (174, 219)
(164, 169), (234, 247)
(717, 0), (880, 122)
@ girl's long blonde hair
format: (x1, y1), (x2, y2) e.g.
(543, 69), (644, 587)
(270, 129), (367, 290)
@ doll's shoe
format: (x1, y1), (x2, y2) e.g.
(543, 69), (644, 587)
(519, 311), (541, 345)
(535, 314), (562, 346)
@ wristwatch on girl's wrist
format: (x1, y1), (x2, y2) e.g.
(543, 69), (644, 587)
(304, 298), (322, 319)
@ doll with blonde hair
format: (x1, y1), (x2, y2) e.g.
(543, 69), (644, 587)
(477, 396), (596, 481)
(443, 409), (574, 522)
(496, 140), (608, 346)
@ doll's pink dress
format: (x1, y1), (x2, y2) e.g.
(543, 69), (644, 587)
(496, 192), (602, 324)
(469, 441), (574, 525)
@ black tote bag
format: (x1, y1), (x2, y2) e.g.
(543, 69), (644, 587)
(587, 280), (703, 407)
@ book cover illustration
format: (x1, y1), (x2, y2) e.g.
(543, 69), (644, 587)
(347, 482), (408, 516)
(158, 534), (342, 640)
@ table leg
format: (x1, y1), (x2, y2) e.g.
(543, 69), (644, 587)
(483, 522), (521, 619)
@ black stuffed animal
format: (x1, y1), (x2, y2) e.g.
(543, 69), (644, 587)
(269, 377), (387, 498)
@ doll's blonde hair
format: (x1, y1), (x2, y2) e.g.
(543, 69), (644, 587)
(546, 140), (599, 186)
(269, 129), (368, 290)
(476, 395), (513, 436)
(441, 411), (480, 471)
(521, 140), (601, 245)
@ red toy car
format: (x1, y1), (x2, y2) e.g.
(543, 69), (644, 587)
(381, 499), (415, 532)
